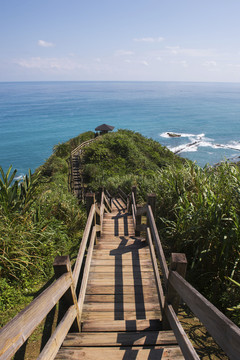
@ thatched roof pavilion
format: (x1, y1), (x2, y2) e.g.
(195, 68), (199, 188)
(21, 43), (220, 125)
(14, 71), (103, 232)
(95, 124), (115, 134)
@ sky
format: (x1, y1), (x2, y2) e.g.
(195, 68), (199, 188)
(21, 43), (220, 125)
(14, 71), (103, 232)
(1, 0), (240, 82)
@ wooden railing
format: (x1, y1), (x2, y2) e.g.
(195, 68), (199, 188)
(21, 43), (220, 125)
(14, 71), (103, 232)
(0, 190), (111, 360)
(68, 138), (96, 197)
(70, 138), (96, 158)
(127, 186), (240, 360)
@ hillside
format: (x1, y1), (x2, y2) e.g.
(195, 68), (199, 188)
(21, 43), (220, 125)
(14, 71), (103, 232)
(0, 129), (239, 330)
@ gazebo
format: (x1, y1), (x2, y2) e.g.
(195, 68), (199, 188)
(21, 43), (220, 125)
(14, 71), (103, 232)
(95, 124), (114, 135)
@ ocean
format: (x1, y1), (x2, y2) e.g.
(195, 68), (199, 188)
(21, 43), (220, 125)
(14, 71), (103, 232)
(1, 81), (240, 178)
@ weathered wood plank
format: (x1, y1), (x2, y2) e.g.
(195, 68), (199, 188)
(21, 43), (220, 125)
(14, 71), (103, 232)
(165, 304), (200, 360)
(83, 302), (160, 312)
(37, 305), (77, 360)
(0, 273), (71, 360)
(89, 265), (153, 272)
(81, 319), (162, 332)
(97, 237), (145, 243)
(146, 228), (165, 311)
(55, 347), (184, 360)
(85, 285), (158, 295)
(62, 331), (177, 347)
(72, 204), (95, 285)
(84, 293), (159, 303)
(92, 249), (151, 257)
(86, 277), (156, 286)
(90, 259), (152, 266)
(170, 271), (240, 360)
(146, 205), (169, 283)
(78, 227), (96, 323)
(82, 311), (161, 321)
(94, 243), (147, 250)
(88, 272), (155, 280)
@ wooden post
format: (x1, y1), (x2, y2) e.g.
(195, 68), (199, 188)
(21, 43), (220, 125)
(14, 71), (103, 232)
(97, 187), (103, 204)
(85, 193), (95, 217)
(53, 255), (81, 332)
(132, 185), (137, 200)
(162, 253), (187, 330)
(147, 193), (156, 219)
(135, 205), (142, 236)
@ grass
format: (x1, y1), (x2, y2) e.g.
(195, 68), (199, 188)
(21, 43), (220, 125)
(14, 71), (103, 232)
(1, 128), (239, 332)
(0, 131), (95, 327)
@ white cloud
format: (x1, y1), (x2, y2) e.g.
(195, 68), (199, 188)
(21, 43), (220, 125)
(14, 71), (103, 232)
(140, 60), (149, 66)
(124, 59), (149, 66)
(133, 37), (164, 43)
(14, 57), (83, 71)
(203, 60), (217, 67)
(38, 40), (55, 48)
(115, 50), (135, 56)
(166, 46), (215, 57)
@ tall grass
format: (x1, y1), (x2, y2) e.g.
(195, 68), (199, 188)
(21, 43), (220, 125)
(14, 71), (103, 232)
(93, 157), (240, 324)
(0, 132), (94, 324)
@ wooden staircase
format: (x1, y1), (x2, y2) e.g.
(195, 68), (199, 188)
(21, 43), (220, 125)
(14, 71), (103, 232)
(55, 198), (184, 359)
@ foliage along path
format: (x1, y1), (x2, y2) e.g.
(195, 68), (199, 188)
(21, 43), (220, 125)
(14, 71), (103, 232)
(55, 198), (183, 359)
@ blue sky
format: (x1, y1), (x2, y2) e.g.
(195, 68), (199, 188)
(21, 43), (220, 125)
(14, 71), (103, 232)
(1, 0), (240, 82)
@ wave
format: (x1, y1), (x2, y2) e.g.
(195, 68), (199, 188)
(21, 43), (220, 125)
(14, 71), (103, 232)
(14, 174), (24, 181)
(163, 131), (240, 155)
(160, 132), (205, 139)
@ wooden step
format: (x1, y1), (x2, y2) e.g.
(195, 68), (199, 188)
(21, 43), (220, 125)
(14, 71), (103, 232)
(83, 302), (160, 312)
(90, 259), (153, 266)
(62, 331), (177, 347)
(55, 346), (184, 359)
(84, 293), (158, 303)
(94, 242), (147, 250)
(92, 248), (150, 256)
(86, 284), (159, 296)
(88, 272), (155, 280)
(89, 265), (154, 272)
(81, 319), (162, 332)
(82, 310), (161, 321)
(87, 277), (155, 286)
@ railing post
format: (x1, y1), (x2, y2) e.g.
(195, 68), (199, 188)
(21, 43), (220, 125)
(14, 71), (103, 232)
(147, 193), (156, 219)
(86, 192), (98, 245)
(97, 187), (104, 204)
(162, 253), (187, 330)
(86, 192), (96, 218)
(53, 255), (81, 332)
(132, 185), (137, 201)
(132, 186), (140, 236)
(135, 205), (142, 236)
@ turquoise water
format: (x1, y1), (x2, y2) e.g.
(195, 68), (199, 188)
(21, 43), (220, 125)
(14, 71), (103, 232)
(1, 81), (240, 177)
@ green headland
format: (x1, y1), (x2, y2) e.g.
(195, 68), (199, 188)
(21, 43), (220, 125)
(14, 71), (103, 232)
(0, 129), (239, 333)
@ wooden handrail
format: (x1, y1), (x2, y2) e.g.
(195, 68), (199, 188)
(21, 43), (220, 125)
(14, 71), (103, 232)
(169, 271), (240, 360)
(37, 305), (76, 360)
(71, 138), (95, 157)
(0, 192), (102, 360)
(164, 304), (200, 360)
(78, 226), (96, 320)
(135, 193), (240, 360)
(72, 204), (95, 285)
(0, 273), (71, 359)
(146, 204), (169, 283)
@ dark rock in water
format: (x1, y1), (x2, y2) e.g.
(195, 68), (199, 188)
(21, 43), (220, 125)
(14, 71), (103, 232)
(167, 132), (181, 138)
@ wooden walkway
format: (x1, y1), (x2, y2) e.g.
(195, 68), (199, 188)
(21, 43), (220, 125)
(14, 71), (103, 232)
(55, 199), (183, 359)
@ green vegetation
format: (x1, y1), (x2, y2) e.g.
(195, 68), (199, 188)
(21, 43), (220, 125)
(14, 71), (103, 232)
(82, 130), (240, 325)
(0, 131), (94, 326)
(1, 128), (239, 329)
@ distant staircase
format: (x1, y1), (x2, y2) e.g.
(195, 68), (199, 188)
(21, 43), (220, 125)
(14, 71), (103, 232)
(68, 138), (96, 201)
